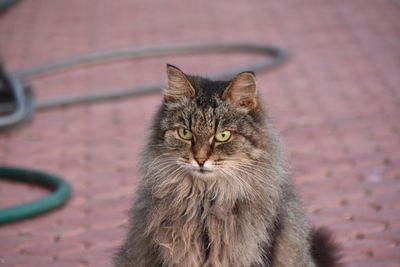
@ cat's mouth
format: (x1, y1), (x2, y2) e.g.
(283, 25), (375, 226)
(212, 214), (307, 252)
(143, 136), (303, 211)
(196, 168), (212, 174)
(185, 159), (215, 175)
(189, 166), (214, 176)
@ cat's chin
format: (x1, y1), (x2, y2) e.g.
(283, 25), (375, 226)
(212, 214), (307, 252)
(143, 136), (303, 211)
(190, 168), (215, 178)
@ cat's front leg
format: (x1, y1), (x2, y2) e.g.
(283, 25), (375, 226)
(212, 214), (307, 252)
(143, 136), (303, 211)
(114, 192), (162, 267)
(114, 223), (162, 267)
(270, 208), (316, 267)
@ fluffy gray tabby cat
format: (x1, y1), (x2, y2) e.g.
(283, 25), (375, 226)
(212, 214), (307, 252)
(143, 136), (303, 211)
(114, 65), (340, 267)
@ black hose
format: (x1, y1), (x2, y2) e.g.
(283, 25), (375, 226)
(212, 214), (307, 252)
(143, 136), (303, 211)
(16, 42), (289, 110)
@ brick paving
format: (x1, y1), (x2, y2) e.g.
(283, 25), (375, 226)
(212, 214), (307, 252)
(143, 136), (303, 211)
(0, 0), (399, 266)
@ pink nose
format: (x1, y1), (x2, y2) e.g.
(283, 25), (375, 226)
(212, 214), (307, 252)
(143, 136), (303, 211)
(195, 158), (207, 166)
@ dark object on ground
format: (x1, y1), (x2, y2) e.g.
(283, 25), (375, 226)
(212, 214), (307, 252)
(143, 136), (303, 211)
(0, 61), (34, 132)
(311, 227), (342, 267)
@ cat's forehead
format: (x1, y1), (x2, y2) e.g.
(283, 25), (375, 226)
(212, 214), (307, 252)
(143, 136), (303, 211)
(182, 100), (237, 133)
(188, 75), (230, 99)
(190, 105), (217, 132)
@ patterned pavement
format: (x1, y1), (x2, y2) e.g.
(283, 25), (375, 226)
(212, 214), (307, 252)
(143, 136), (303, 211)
(0, 0), (399, 266)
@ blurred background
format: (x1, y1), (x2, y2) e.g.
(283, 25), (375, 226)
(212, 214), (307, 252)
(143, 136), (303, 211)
(0, 0), (399, 266)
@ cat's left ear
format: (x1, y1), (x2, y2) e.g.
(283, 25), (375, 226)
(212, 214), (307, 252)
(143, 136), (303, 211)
(222, 72), (258, 110)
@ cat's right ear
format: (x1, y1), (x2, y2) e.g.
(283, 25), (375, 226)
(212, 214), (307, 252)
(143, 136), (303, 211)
(164, 64), (195, 103)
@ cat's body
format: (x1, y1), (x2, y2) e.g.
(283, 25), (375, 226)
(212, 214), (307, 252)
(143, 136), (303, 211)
(114, 66), (340, 267)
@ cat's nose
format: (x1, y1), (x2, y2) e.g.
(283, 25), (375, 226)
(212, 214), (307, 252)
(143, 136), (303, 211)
(195, 158), (207, 167)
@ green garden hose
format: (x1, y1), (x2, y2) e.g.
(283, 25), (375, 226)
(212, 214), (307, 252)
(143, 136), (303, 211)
(0, 0), (20, 11)
(0, 166), (72, 224)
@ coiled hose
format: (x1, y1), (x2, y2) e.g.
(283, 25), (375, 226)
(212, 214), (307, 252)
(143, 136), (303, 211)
(18, 42), (289, 110)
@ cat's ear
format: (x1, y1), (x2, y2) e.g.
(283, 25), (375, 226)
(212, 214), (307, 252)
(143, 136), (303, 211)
(164, 64), (195, 102)
(222, 72), (258, 110)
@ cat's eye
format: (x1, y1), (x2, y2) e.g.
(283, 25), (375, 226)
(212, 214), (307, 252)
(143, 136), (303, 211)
(215, 130), (231, 142)
(178, 128), (193, 140)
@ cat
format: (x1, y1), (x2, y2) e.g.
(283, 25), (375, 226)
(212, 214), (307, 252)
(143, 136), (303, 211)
(114, 65), (341, 267)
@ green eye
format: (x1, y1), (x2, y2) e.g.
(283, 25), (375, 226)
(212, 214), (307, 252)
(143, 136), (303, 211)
(215, 130), (231, 142)
(178, 128), (193, 140)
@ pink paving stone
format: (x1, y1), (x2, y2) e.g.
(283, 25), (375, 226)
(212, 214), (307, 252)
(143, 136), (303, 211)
(372, 247), (400, 260)
(44, 262), (86, 267)
(0, 233), (51, 254)
(0, 0), (400, 266)
(0, 254), (54, 267)
(364, 227), (400, 242)
(345, 258), (400, 267)
(0, 178), (50, 208)
(19, 240), (86, 258)
(56, 247), (114, 267)
(341, 238), (397, 252)
(353, 210), (400, 226)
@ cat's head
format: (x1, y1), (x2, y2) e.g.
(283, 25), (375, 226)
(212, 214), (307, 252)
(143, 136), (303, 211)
(148, 65), (271, 181)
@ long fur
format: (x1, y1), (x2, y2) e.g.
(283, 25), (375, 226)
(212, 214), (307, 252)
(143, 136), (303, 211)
(114, 67), (341, 267)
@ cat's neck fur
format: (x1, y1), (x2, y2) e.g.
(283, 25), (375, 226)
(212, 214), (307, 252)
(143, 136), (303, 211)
(141, 145), (285, 266)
